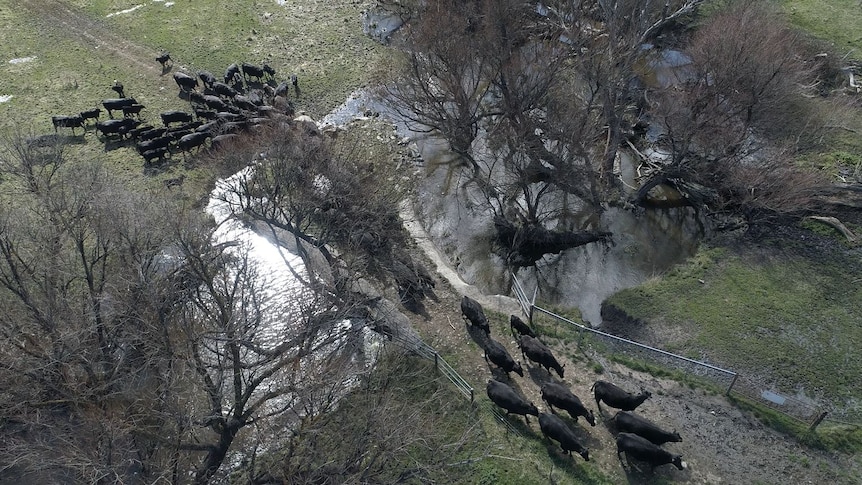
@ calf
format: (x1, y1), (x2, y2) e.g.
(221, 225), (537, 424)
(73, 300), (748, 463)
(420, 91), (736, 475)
(460, 295), (490, 334)
(79, 108), (101, 123)
(486, 379), (538, 424)
(616, 432), (684, 471)
(592, 380), (651, 412)
(122, 104), (145, 118)
(173, 72), (198, 92)
(541, 382), (596, 426)
(156, 52), (172, 69)
(483, 338), (523, 377)
(518, 335), (564, 378)
(614, 411), (681, 445)
(160, 110), (194, 126)
(102, 98), (137, 118)
(51, 115), (84, 134)
(538, 413), (590, 461)
(510, 314), (536, 339)
(262, 63), (276, 80)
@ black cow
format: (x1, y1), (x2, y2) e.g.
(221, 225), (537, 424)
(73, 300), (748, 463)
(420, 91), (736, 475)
(122, 104), (145, 118)
(194, 108), (218, 120)
(51, 115), (84, 133)
(224, 63), (243, 87)
(127, 124), (155, 140)
(96, 118), (140, 138)
(518, 335), (564, 378)
(274, 81), (290, 98)
(212, 82), (238, 98)
(138, 127), (167, 141)
(460, 295), (490, 333)
(136, 135), (172, 155)
(233, 95), (258, 112)
(156, 52), (172, 69)
(173, 72), (198, 92)
(203, 95), (230, 112)
(540, 382), (596, 426)
(177, 131), (210, 152)
(483, 338), (523, 377)
(262, 63), (276, 80)
(102, 98), (137, 118)
(538, 412), (590, 461)
(241, 62), (264, 83)
(141, 147), (168, 165)
(616, 432), (684, 471)
(79, 108), (101, 123)
(510, 314), (536, 339)
(592, 380), (651, 413)
(160, 110), (194, 126)
(486, 379), (538, 424)
(291, 73), (300, 97)
(614, 411), (681, 445)
(111, 80), (125, 98)
(198, 70), (217, 88)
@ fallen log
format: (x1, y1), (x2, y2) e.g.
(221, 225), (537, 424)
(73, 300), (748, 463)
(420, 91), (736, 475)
(805, 216), (860, 245)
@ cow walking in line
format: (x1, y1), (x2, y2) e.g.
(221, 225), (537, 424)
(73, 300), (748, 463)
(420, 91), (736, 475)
(541, 381), (596, 426)
(510, 314), (536, 339)
(616, 432), (685, 471)
(614, 411), (681, 445)
(592, 380), (651, 413)
(486, 379), (538, 425)
(483, 338), (524, 378)
(538, 412), (590, 461)
(518, 335), (564, 378)
(461, 295), (490, 334)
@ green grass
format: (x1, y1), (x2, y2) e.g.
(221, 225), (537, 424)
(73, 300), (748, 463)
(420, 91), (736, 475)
(778, 0), (862, 59)
(0, 0), (387, 198)
(607, 244), (862, 421)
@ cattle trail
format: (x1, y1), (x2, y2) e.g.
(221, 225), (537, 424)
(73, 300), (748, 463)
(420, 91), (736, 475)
(20, 0), (179, 76)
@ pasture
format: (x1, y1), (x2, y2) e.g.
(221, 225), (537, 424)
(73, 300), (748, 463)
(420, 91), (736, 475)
(0, 0), (385, 191)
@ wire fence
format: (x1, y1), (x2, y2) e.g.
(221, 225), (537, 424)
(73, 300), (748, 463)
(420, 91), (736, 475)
(386, 330), (475, 403)
(511, 274), (844, 430)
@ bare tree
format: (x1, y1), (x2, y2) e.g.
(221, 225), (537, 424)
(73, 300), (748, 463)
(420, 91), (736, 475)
(639, 1), (829, 220)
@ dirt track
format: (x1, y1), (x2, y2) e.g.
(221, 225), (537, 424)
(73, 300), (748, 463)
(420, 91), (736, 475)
(20, 0), (167, 75)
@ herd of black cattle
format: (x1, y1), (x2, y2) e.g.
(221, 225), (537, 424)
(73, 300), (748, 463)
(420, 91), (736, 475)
(460, 295), (686, 474)
(47, 54), (300, 167)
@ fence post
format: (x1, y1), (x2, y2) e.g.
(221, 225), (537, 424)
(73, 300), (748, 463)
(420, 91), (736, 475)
(808, 411), (828, 432)
(434, 351), (439, 373)
(726, 373), (739, 396)
(529, 286), (538, 325)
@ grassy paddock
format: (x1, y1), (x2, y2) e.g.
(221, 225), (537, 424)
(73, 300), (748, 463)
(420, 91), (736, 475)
(606, 241), (862, 422)
(778, 0), (862, 58)
(0, 0), (386, 193)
